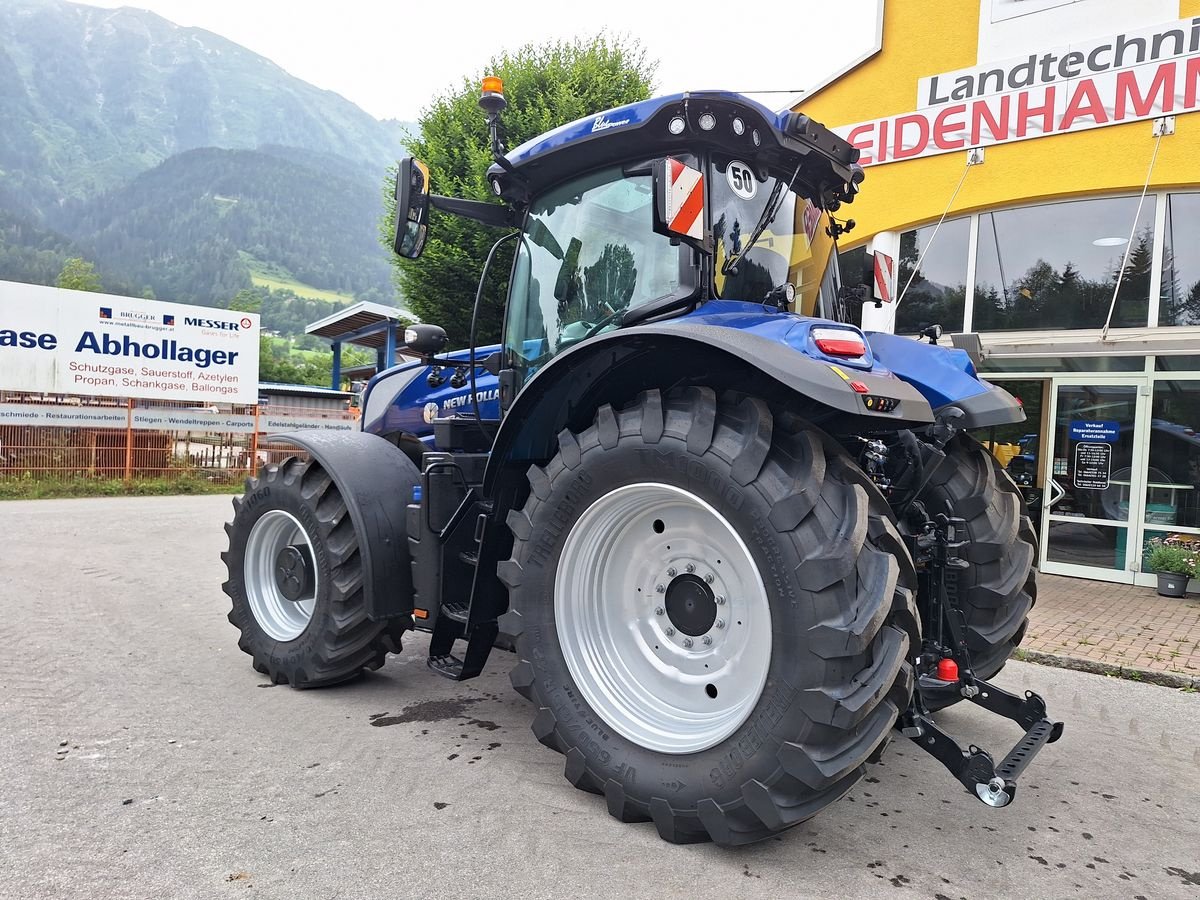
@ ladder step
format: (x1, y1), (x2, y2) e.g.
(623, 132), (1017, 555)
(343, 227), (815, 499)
(442, 601), (469, 624)
(427, 654), (464, 680)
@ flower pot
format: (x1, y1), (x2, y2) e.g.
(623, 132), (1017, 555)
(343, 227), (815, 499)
(1156, 571), (1189, 597)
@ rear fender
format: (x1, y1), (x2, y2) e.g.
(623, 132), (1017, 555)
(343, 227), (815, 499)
(269, 431), (419, 620)
(867, 331), (1024, 428)
(481, 325), (934, 496)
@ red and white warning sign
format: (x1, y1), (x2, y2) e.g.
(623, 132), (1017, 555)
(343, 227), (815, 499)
(662, 157), (704, 240)
(872, 251), (895, 303)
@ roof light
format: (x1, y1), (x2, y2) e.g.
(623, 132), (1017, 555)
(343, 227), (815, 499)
(732, 117), (745, 136)
(812, 326), (867, 359)
(698, 112), (716, 131)
(668, 116), (686, 135)
(481, 75), (504, 95)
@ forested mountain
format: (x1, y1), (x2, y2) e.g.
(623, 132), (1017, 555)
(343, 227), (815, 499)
(52, 147), (394, 305)
(0, 0), (414, 322)
(0, 0), (404, 217)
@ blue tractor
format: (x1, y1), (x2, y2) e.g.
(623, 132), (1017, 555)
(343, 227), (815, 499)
(222, 81), (1060, 845)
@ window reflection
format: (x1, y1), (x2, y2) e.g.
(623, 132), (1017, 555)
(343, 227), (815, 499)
(1146, 380), (1200, 528)
(895, 218), (969, 335)
(1158, 193), (1200, 326)
(974, 197), (1154, 331)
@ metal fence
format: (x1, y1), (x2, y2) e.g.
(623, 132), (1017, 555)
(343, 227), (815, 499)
(0, 393), (356, 490)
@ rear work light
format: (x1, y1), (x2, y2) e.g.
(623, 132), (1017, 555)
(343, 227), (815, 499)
(812, 327), (867, 359)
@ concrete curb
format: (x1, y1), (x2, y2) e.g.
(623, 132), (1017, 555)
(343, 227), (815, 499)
(1014, 648), (1200, 690)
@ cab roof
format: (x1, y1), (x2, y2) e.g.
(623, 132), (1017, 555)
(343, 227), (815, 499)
(488, 91), (864, 211)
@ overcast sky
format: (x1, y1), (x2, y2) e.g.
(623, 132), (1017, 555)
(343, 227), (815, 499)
(82, 0), (880, 121)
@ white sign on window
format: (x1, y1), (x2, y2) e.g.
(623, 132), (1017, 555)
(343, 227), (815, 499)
(0, 281), (260, 404)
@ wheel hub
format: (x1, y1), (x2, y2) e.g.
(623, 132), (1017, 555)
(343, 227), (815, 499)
(274, 544), (314, 602)
(664, 574), (717, 636)
(243, 509), (318, 642)
(554, 482), (772, 754)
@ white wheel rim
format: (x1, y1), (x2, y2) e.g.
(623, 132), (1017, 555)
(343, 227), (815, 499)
(244, 510), (318, 642)
(555, 482), (772, 754)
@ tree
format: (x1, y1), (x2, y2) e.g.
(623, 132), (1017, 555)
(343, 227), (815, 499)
(56, 257), (102, 292)
(381, 35), (657, 345)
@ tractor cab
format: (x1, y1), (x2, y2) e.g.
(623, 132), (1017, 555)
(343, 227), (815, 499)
(393, 83), (870, 403)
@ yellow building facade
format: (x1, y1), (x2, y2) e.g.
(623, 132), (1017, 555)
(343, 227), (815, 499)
(799, 0), (1200, 586)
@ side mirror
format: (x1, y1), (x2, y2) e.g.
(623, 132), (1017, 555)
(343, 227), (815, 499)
(393, 157), (431, 259)
(651, 157), (708, 250)
(404, 323), (448, 359)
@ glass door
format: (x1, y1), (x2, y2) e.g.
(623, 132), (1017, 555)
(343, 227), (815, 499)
(1041, 376), (1152, 583)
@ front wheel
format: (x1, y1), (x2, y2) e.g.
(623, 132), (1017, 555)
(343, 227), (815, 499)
(222, 457), (404, 687)
(917, 434), (1037, 710)
(499, 388), (920, 845)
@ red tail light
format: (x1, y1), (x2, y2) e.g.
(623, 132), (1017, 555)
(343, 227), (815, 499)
(812, 327), (866, 358)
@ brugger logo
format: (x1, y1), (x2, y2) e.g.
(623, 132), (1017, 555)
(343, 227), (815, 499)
(99, 307), (112, 319)
(163, 315), (175, 327)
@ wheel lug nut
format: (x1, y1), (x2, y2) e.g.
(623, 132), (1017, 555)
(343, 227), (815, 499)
(665, 626), (675, 637)
(716, 619), (725, 629)
(667, 567), (677, 577)
(716, 595), (726, 605)
(654, 606), (664, 616)
(682, 637), (693, 649)
(702, 635), (713, 646)
(685, 563), (695, 573)
(705, 573), (714, 584)
(656, 584), (665, 593)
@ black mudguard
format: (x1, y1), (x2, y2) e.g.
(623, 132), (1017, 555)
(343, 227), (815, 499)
(269, 430), (419, 620)
(482, 323), (935, 495)
(938, 382), (1026, 429)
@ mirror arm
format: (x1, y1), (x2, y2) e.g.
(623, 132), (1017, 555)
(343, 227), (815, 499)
(429, 195), (515, 227)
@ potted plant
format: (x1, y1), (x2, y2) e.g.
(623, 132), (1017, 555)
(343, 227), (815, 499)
(1145, 538), (1195, 597)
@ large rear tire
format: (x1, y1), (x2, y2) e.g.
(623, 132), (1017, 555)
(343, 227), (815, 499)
(918, 434), (1037, 710)
(222, 457), (405, 687)
(499, 388), (919, 845)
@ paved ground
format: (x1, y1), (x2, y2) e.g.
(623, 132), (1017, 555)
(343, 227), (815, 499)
(2, 495), (1199, 900)
(1027, 574), (1200, 678)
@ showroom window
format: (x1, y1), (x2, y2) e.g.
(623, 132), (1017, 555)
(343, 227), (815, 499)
(1158, 193), (1200, 327)
(894, 217), (969, 335)
(973, 196), (1155, 331)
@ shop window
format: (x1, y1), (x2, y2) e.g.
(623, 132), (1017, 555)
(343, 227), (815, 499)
(1158, 194), (1200, 327)
(979, 355), (1144, 374)
(1145, 380), (1200, 529)
(894, 218), (969, 335)
(974, 197), (1155, 331)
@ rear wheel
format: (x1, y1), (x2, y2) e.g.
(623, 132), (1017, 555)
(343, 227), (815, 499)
(222, 457), (405, 687)
(918, 434), (1037, 710)
(499, 388), (919, 845)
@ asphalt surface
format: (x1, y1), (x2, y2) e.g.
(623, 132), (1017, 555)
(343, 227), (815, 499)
(2, 495), (1199, 900)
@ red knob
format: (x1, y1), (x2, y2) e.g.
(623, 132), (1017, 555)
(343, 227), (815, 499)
(936, 658), (959, 681)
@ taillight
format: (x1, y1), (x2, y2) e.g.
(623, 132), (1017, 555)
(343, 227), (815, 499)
(812, 327), (866, 358)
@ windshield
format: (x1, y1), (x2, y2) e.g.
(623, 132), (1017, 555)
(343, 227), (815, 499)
(505, 166), (694, 375)
(711, 157), (835, 317)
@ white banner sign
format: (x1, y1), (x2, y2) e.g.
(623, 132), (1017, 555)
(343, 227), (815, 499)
(260, 415), (357, 433)
(0, 403), (130, 429)
(0, 403), (356, 433)
(835, 16), (1200, 166)
(0, 281), (260, 404)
